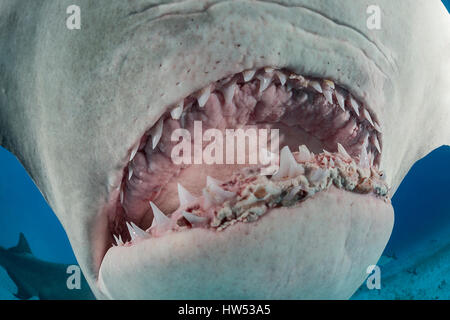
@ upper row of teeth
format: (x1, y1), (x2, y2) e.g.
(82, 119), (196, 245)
(136, 67), (381, 159)
(114, 142), (381, 247)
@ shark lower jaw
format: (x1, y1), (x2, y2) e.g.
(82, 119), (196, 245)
(95, 67), (392, 299)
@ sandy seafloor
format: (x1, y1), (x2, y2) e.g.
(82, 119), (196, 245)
(352, 227), (450, 300)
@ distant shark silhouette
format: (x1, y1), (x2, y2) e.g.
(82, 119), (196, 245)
(0, 233), (94, 300)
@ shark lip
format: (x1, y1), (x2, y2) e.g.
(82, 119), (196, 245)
(97, 67), (388, 260)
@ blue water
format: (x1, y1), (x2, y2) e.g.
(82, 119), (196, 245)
(0, 0), (449, 299)
(0, 147), (76, 265)
(385, 146), (450, 254)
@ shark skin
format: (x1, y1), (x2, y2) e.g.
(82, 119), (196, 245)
(0, 233), (94, 300)
(0, 1), (449, 299)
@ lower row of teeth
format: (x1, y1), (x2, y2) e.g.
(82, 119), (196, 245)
(112, 143), (388, 247)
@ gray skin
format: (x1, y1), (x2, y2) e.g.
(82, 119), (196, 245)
(0, 0), (449, 299)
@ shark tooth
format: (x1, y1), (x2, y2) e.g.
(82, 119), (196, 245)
(358, 165), (371, 178)
(264, 67), (274, 73)
(323, 89), (333, 104)
(206, 176), (236, 199)
(359, 147), (369, 168)
(335, 91), (345, 112)
(151, 119), (164, 149)
(202, 177), (235, 209)
(177, 183), (197, 207)
(130, 143), (139, 162)
(150, 201), (171, 229)
(182, 211), (207, 226)
(373, 135), (381, 153)
(308, 167), (329, 185)
(323, 149), (332, 157)
(170, 101), (184, 120)
(290, 163), (305, 177)
(258, 75), (271, 93)
(310, 81), (323, 93)
(276, 71), (287, 85)
(374, 121), (382, 133)
(323, 79), (335, 89)
(197, 86), (211, 108)
(272, 146), (301, 180)
(128, 164), (133, 180)
(363, 109), (374, 126)
(288, 74), (307, 86)
(362, 132), (369, 149)
(337, 143), (352, 160)
(258, 147), (279, 176)
(298, 145), (312, 162)
(223, 82), (236, 105)
(349, 96), (360, 116)
(271, 148), (292, 180)
(126, 222), (139, 241)
(113, 234), (123, 246)
(217, 75), (233, 87)
(130, 222), (150, 239)
(206, 175), (222, 187)
(243, 69), (256, 82)
(202, 189), (215, 209)
(220, 188), (237, 201)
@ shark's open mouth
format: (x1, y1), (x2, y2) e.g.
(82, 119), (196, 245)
(104, 67), (388, 249)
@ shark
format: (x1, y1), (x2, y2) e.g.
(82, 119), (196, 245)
(0, 233), (94, 300)
(0, 0), (449, 299)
